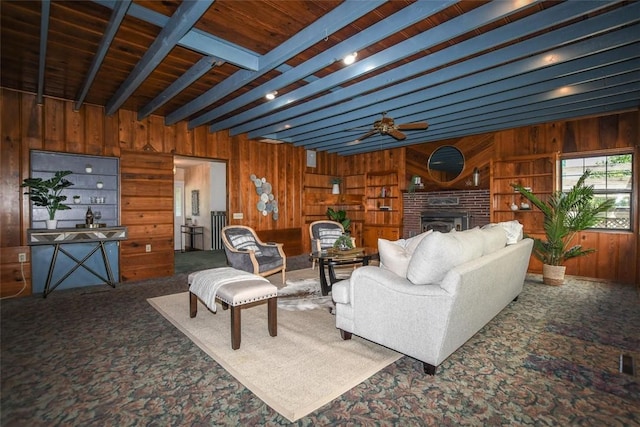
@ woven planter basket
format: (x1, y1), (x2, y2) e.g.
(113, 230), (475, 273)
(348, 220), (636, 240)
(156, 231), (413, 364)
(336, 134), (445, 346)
(543, 264), (566, 286)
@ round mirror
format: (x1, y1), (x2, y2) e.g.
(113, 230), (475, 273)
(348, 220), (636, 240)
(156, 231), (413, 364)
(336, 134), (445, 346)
(428, 146), (464, 182)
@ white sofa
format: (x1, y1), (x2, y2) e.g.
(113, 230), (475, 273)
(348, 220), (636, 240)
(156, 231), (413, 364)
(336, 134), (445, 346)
(332, 222), (533, 375)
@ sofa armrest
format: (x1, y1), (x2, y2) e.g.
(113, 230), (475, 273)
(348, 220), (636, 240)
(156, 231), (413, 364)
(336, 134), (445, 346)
(333, 265), (450, 305)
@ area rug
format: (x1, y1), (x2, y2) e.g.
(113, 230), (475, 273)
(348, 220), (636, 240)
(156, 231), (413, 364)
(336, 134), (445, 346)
(277, 277), (334, 311)
(147, 292), (401, 422)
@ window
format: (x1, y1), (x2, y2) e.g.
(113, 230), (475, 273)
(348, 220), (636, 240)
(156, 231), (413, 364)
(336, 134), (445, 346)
(561, 153), (633, 230)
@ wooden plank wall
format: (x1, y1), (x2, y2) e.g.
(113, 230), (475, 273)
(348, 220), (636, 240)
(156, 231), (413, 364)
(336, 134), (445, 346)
(0, 88), (337, 297)
(1, 87), (638, 297)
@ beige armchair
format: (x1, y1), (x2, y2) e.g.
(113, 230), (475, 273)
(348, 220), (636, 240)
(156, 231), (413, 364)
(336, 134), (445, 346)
(221, 225), (286, 283)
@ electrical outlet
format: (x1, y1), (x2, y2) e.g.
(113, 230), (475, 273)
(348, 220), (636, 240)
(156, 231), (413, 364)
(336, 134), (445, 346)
(18, 253), (27, 263)
(233, 212), (244, 219)
(145, 244), (151, 253)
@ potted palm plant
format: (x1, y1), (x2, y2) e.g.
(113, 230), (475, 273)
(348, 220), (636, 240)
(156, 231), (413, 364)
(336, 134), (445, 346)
(512, 170), (614, 285)
(21, 170), (74, 229)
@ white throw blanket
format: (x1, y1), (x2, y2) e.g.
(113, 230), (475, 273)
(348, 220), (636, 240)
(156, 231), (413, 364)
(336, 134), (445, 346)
(189, 267), (269, 313)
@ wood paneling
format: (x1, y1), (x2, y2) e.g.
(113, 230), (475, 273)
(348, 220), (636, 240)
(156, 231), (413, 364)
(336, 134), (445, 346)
(120, 151), (174, 281)
(0, 88), (638, 298)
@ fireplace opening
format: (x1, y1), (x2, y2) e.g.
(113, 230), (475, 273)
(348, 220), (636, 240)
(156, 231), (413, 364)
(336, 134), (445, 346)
(421, 211), (470, 233)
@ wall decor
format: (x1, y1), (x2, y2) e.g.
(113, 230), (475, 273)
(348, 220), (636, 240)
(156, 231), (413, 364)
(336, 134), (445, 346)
(191, 190), (200, 216)
(250, 174), (279, 220)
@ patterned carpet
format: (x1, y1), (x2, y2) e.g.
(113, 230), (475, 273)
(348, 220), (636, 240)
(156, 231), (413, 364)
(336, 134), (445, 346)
(1, 272), (638, 426)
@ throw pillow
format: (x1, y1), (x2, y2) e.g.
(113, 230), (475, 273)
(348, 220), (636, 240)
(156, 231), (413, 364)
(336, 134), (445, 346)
(498, 220), (524, 245)
(229, 234), (262, 255)
(318, 227), (343, 249)
(479, 225), (507, 255)
(378, 230), (432, 277)
(407, 231), (476, 285)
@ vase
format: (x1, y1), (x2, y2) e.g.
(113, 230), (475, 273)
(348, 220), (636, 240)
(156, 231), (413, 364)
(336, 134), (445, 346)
(46, 219), (58, 229)
(332, 183), (340, 194)
(543, 264), (566, 286)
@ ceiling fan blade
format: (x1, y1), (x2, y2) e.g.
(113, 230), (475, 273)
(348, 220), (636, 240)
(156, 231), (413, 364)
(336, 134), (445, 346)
(388, 129), (406, 140)
(396, 122), (429, 130)
(356, 130), (378, 142)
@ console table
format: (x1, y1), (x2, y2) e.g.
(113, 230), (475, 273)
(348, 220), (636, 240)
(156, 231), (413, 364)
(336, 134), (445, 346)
(28, 227), (127, 297)
(181, 225), (204, 252)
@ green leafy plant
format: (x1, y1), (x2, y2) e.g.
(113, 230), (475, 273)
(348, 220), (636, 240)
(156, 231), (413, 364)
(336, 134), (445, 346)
(326, 207), (351, 233)
(512, 170), (614, 266)
(21, 170), (74, 220)
(330, 177), (342, 185)
(333, 234), (354, 250)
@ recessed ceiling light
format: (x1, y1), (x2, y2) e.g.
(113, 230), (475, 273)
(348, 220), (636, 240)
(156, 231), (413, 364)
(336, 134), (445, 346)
(343, 52), (358, 65)
(265, 91), (278, 100)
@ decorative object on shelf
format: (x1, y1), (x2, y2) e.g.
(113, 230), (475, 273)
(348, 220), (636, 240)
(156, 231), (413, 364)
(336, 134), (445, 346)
(408, 175), (424, 192)
(333, 233), (355, 251)
(250, 174), (279, 220)
(512, 170), (614, 286)
(191, 190), (200, 216)
(21, 170), (74, 229)
(73, 195), (81, 204)
(86, 206), (94, 225)
(96, 180), (104, 189)
(326, 207), (351, 233)
(85, 164), (92, 173)
(472, 167), (480, 186)
(510, 202), (519, 211)
(330, 177), (341, 194)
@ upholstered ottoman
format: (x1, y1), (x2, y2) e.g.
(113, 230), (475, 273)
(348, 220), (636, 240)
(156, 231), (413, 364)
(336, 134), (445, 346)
(188, 267), (278, 350)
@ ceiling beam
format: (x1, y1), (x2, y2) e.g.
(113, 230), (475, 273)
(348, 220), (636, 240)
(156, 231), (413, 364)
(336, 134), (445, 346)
(105, 0), (214, 116)
(311, 44), (640, 152)
(213, 0), (542, 134)
(36, 0), (50, 105)
(137, 56), (219, 120)
(285, 4), (639, 148)
(94, 0), (258, 70)
(247, 0), (621, 140)
(333, 68), (640, 154)
(75, 0), (131, 111)
(165, 0), (385, 126)
(187, 0), (456, 129)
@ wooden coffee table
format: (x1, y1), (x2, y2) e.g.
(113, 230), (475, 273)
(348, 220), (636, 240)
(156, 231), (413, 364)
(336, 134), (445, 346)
(310, 247), (378, 296)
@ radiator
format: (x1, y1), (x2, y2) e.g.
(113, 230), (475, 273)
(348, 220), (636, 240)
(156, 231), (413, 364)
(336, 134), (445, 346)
(210, 211), (226, 250)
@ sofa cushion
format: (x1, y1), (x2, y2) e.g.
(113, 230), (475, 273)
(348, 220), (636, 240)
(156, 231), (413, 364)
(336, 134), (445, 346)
(407, 230), (480, 285)
(378, 230), (432, 277)
(479, 225), (507, 255)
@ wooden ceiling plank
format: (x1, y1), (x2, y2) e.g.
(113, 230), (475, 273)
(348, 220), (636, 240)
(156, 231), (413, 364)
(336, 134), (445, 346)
(75, 0), (132, 111)
(294, 7), (640, 152)
(215, 0), (539, 135)
(95, 0), (259, 70)
(37, 0), (51, 105)
(105, 0), (214, 116)
(165, 0), (385, 126)
(138, 56), (218, 120)
(187, 1), (456, 130)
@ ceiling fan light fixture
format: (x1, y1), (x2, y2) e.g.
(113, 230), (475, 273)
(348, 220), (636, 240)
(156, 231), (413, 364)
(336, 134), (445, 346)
(265, 91), (278, 100)
(343, 52), (358, 65)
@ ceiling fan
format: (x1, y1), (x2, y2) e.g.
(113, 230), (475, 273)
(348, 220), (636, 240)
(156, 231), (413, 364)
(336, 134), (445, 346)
(354, 112), (429, 142)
